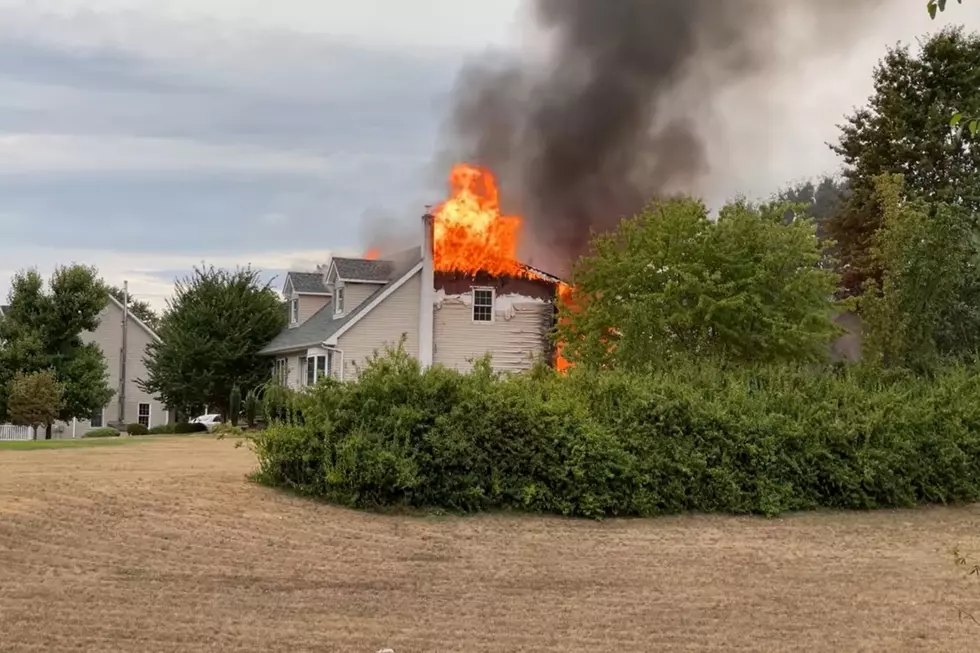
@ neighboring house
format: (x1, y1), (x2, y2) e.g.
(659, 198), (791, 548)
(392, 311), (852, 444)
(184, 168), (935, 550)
(260, 216), (562, 387)
(61, 295), (172, 438)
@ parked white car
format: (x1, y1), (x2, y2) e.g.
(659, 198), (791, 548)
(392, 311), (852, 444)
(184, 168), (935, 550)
(191, 414), (223, 432)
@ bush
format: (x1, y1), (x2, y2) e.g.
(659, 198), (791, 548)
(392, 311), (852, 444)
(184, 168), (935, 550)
(173, 422), (208, 434)
(84, 427), (120, 439)
(125, 423), (149, 435)
(148, 424), (176, 435)
(248, 347), (980, 519)
(213, 423), (243, 438)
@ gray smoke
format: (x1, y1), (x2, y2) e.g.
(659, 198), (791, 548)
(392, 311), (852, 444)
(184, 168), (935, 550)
(442, 0), (886, 276)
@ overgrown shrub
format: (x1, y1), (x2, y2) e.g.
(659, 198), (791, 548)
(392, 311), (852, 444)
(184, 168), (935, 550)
(125, 423), (149, 435)
(248, 346), (980, 519)
(148, 424), (175, 435)
(213, 423), (244, 438)
(84, 427), (120, 439)
(173, 422), (208, 434)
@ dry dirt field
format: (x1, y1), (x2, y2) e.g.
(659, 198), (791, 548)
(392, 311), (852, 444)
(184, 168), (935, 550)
(2, 438), (980, 652)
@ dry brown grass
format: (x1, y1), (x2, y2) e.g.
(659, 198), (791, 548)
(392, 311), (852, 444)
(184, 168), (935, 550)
(1, 437), (980, 652)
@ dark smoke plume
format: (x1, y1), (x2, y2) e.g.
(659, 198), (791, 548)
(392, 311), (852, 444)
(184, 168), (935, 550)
(442, 0), (886, 276)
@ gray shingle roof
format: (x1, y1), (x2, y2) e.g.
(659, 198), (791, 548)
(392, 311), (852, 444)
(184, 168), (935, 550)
(260, 251), (422, 356)
(332, 258), (394, 282)
(286, 271), (329, 294)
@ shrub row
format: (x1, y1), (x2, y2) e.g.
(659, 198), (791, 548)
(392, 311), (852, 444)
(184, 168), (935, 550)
(249, 348), (980, 518)
(84, 427), (120, 439)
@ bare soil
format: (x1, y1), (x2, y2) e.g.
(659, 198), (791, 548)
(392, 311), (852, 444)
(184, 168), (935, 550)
(1, 437), (979, 652)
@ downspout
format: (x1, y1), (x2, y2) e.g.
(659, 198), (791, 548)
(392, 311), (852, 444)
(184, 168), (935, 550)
(418, 212), (435, 368)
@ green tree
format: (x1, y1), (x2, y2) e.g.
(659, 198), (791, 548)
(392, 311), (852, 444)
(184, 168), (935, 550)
(6, 370), (63, 434)
(140, 266), (286, 419)
(556, 197), (841, 371)
(107, 286), (159, 331)
(861, 174), (980, 369)
(829, 27), (980, 296)
(776, 176), (849, 242)
(0, 266), (115, 436)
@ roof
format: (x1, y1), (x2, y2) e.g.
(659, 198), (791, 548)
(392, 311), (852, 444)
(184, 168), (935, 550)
(260, 251), (422, 356)
(286, 271), (329, 294)
(332, 258), (395, 282)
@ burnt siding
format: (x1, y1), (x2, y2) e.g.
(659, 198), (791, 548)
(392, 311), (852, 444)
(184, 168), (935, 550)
(433, 274), (555, 373)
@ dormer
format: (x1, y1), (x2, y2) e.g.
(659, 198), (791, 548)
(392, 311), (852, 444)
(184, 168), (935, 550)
(283, 272), (331, 328)
(324, 257), (396, 318)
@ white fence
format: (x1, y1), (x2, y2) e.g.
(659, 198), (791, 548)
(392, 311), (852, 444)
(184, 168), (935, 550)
(0, 424), (36, 441)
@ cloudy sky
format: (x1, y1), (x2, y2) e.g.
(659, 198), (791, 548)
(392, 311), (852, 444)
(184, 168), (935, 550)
(0, 0), (976, 309)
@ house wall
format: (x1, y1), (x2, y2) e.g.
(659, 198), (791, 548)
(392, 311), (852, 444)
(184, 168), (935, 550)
(432, 274), (556, 374)
(340, 281), (382, 316)
(58, 300), (170, 438)
(337, 270), (421, 380)
(297, 294), (329, 325)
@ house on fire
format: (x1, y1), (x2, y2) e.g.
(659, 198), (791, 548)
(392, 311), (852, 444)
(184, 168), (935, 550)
(259, 215), (563, 386)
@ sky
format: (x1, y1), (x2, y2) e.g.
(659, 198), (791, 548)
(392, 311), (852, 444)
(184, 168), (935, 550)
(0, 0), (976, 310)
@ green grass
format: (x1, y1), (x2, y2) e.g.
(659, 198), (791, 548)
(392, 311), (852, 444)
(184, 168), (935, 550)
(0, 437), (145, 451)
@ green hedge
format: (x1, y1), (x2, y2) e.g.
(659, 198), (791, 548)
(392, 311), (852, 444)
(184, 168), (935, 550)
(249, 348), (980, 518)
(173, 422), (208, 434)
(148, 424), (176, 435)
(125, 423), (149, 436)
(84, 427), (120, 439)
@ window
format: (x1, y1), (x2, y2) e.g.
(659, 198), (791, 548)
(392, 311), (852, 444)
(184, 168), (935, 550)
(290, 298), (299, 324)
(299, 357), (307, 385)
(91, 408), (104, 428)
(472, 288), (494, 322)
(334, 285), (345, 315)
(306, 354), (332, 384)
(138, 403), (151, 428)
(274, 358), (288, 384)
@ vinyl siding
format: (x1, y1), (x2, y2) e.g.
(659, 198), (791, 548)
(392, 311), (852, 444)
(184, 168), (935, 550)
(297, 294), (329, 325)
(433, 296), (552, 374)
(337, 271), (421, 380)
(58, 300), (170, 438)
(338, 281), (383, 316)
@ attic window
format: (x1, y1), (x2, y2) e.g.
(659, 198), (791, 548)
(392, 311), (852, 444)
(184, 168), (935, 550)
(334, 285), (345, 315)
(472, 288), (494, 323)
(290, 298), (299, 324)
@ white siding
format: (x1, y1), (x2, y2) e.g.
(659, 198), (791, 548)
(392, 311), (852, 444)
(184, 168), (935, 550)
(61, 300), (170, 437)
(337, 271), (421, 380)
(433, 294), (553, 374)
(297, 294), (329, 325)
(339, 281), (382, 316)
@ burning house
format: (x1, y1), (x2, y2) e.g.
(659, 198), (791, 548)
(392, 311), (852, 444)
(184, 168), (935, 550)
(259, 164), (567, 384)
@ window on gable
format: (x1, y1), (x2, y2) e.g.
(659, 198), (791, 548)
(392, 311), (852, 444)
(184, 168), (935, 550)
(334, 286), (345, 314)
(472, 288), (494, 322)
(138, 403), (151, 428)
(290, 298), (299, 324)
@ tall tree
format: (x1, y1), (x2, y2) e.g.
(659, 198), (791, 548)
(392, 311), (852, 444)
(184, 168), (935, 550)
(107, 286), (159, 331)
(140, 266), (286, 419)
(776, 176), (849, 242)
(0, 266), (115, 435)
(556, 197), (840, 371)
(829, 27), (980, 296)
(861, 174), (980, 369)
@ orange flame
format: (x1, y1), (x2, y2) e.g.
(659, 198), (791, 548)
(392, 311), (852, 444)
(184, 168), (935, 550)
(364, 248), (380, 260)
(433, 163), (573, 371)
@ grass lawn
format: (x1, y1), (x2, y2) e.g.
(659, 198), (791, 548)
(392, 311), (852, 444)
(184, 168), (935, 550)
(1, 437), (978, 652)
(0, 437), (143, 451)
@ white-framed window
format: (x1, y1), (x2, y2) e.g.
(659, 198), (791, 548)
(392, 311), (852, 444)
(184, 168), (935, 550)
(138, 403), (151, 428)
(306, 353), (334, 384)
(290, 298), (299, 325)
(91, 408), (104, 428)
(472, 288), (495, 323)
(274, 358), (288, 384)
(334, 285), (345, 315)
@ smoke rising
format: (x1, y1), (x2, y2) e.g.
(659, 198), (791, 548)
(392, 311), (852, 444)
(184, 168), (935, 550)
(442, 0), (887, 276)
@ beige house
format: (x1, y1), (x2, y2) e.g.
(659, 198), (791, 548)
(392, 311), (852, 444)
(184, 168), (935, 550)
(60, 295), (171, 437)
(260, 215), (561, 386)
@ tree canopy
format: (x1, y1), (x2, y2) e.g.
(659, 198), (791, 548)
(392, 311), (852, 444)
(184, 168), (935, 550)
(555, 197), (841, 371)
(7, 370), (63, 429)
(828, 27), (980, 296)
(140, 266), (286, 419)
(0, 265), (114, 432)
